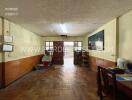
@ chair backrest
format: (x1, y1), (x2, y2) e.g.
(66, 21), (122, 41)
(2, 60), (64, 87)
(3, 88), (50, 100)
(97, 66), (101, 95)
(97, 66), (117, 100)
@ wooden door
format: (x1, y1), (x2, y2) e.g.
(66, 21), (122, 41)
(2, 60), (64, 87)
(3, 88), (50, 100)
(52, 41), (64, 65)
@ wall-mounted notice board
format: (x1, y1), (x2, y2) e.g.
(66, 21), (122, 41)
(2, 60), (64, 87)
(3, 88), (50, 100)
(2, 44), (13, 52)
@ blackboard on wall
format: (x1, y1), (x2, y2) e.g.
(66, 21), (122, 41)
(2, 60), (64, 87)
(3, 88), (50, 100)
(88, 30), (104, 50)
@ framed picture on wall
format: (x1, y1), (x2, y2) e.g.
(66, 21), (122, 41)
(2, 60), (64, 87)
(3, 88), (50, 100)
(4, 35), (13, 43)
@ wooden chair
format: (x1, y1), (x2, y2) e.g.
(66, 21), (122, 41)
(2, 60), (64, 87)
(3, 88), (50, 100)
(97, 66), (131, 100)
(97, 66), (117, 100)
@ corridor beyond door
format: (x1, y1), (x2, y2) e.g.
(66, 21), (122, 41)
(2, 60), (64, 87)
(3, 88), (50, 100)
(64, 42), (74, 66)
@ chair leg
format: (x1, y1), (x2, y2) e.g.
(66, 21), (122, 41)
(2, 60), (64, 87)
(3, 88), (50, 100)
(100, 97), (103, 100)
(97, 90), (103, 100)
(99, 93), (103, 100)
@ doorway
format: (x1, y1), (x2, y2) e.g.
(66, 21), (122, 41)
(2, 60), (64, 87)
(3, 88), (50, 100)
(64, 42), (74, 66)
(45, 41), (82, 66)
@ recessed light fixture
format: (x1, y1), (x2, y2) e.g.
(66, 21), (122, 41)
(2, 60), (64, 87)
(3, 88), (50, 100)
(60, 24), (67, 33)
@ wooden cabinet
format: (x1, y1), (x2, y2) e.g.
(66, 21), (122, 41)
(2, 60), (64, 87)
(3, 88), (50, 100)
(82, 51), (89, 67)
(74, 50), (89, 67)
(74, 51), (82, 65)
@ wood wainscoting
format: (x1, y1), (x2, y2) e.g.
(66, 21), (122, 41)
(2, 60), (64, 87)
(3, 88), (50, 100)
(1, 54), (43, 87)
(0, 62), (3, 88)
(89, 56), (116, 71)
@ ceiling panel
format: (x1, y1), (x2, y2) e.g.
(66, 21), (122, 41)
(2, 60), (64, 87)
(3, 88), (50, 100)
(0, 0), (132, 36)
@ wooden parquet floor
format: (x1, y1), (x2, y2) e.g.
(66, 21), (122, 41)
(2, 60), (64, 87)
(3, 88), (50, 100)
(0, 64), (99, 100)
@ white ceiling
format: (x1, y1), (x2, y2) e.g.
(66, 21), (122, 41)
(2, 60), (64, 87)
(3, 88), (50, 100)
(0, 0), (132, 36)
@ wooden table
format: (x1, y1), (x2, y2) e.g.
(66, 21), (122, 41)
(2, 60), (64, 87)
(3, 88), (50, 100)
(117, 77), (132, 98)
(100, 67), (132, 99)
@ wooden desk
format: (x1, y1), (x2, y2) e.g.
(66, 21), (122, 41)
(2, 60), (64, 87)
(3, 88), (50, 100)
(99, 67), (132, 99)
(107, 68), (132, 99)
(117, 80), (132, 99)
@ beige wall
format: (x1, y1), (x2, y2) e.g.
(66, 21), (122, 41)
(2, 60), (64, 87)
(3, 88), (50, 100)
(43, 36), (84, 41)
(1, 19), (84, 62)
(0, 18), (2, 62)
(86, 19), (117, 62)
(3, 19), (43, 62)
(82, 35), (88, 50)
(42, 36), (84, 47)
(119, 10), (132, 62)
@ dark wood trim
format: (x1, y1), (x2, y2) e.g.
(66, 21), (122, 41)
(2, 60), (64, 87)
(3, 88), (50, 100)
(0, 62), (3, 88)
(117, 81), (132, 99)
(1, 54), (43, 87)
(89, 56), (116, 71)
(0, 62), (5, 88)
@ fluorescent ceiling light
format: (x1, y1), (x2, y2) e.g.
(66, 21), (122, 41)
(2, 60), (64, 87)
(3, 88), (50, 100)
(60, 24), (67, 33)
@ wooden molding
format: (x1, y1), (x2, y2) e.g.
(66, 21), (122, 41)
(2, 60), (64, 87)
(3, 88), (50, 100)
(1, 54), (43, 87)
(89, 56), (116, 71)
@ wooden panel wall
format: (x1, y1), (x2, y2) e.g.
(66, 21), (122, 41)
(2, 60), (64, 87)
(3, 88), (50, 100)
(1, 54), (43, 87)
(89, 56), (116, 71)
(0, 62), (3, 88)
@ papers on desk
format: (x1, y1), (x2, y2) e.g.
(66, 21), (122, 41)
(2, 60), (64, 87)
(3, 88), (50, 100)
(116, 74), (132, 81)
(116, 76), (125, 80)
(122, 77), (132, 80)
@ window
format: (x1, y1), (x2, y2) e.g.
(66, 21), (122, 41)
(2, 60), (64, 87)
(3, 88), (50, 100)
(74, 41), (82, 51)
(45, 41), (53, 55)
